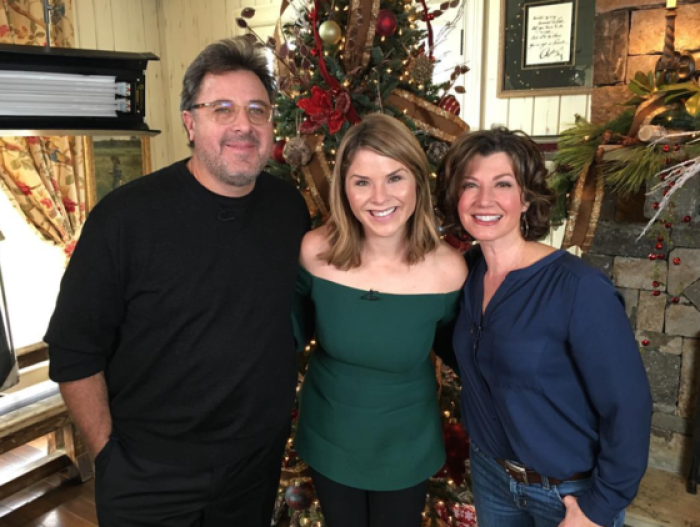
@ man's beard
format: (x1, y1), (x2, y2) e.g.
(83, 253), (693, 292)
(197, 133), (267, 187)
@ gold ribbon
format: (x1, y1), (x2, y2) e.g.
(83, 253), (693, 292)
(344, 0), (381, 75)
(561, 148), (606, 252)
(386, 89), (469, 142)
(299, 135), (332, 220)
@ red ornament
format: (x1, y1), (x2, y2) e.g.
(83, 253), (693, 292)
(652, 290), (661, 296)
(663, 189), (670, 196)
(657, 236), (664, 242)
(439, 94), (461, 115)
(284, 482), (314, 510)
(310, 48), (319, 57)
(671, 297), (680, 303)
(669, 181), (676, 187)
(642, 339), (650, 346)
(272, 139), (287, 164)
(652, 281), (660, 288)
(652, 202), (660, 210)
(648, 253), (657, 261)
(663, 144), (671, 152)
(665, 222), (673, 228)
(655, 242), (664, 250)
(674, 144), (680, 151)
(673, 257), (681, 265)
(656, 253), (666, 260)
(442, 422), (470, 486)
(375, 9), (397, 37)
(683, 215), (692, 222)
(660, 174), (668, 181)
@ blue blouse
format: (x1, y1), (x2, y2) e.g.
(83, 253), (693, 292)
(455, 246), (652, 526)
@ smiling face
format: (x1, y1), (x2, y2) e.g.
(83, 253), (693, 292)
(344, 149), (417, 242)
(457, 152), (529, 244)
(181, 70), (273, 194)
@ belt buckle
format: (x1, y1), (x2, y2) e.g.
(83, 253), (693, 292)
(504, 460), (529, 485)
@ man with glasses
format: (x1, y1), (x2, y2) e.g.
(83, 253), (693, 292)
(45, 38), (310, 527)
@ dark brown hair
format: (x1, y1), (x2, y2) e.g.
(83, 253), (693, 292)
(436, 126), (555, 241)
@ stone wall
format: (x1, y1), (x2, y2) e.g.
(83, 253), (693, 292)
(588, 1), (700, 475)
(592, 0), (700, 125)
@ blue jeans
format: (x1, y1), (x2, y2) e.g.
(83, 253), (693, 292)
(469, 443), (625, 527)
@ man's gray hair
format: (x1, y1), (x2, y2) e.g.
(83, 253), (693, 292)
(180, 37), (275, 112)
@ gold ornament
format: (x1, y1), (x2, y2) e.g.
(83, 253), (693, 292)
(319, 20), (342, 45)
(408, 55), (434, 85)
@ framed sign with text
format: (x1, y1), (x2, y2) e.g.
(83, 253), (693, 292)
(498, 0), (595, 98)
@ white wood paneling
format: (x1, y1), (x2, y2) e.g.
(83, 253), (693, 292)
(73, 0), (171, 170)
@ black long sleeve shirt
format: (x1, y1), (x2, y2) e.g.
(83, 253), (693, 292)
(46, 160), (310, 467)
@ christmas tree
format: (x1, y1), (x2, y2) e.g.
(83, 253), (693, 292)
(236, 1), (476, 525)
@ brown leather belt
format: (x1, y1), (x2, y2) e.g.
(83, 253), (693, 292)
(496, 459), (592, 486)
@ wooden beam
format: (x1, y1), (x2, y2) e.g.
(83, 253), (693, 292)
(0, 451), (71, 501)
(0, 395), (70, 456)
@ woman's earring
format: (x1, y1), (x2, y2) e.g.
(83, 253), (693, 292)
(521, 213), (530, 239)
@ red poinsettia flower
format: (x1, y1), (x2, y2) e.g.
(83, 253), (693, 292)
(0, 25), (10, 38)
(17, 182), (32, 196)
(297, 86), (350, 135)
(62, 196), (77, 213)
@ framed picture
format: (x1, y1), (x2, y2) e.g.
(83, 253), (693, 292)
(498, 0), (595, 98)
(84, 137), (152, 211)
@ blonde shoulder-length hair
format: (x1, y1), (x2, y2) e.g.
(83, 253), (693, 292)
(320, 113), (440, 270)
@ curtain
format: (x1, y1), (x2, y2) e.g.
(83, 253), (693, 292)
(0, 1), (79, 390)
(0, 0), (85, 257)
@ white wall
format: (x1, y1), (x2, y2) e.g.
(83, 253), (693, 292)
(74, 0), (171, 171)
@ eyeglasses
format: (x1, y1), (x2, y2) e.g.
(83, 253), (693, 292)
(190, 100), (273, 125)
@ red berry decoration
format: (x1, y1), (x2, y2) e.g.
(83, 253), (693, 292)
(272, 139), (287, 164)
(665, 222), (673, 228)
(648, 253), (657, 260)
(671, 297), (680, 303)
(652, 281), (660, 287)
(656, 253), (666, 260)
(655, 242), (664, 250)
(439, 94), (461, 115)
(673, 257), (681, 265)
(669, 181), (676, 187)
(642, 339), (650, 346)
(652, 290), (661, 296)
(660, 174), (668, 181)
(684, 215), (692, 222)
(375, 9), (398, 37)
(652, 202), (660, 210)
(663, 144), (671, 152)
(657, 235), (664, 242)
(674, 144), (680, 151)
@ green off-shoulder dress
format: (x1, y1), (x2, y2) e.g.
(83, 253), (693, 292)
(292, 265), (461, 491)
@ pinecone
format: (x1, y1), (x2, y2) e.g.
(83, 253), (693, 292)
(283, 137), (313, 167)
(427, 141), (449, 165)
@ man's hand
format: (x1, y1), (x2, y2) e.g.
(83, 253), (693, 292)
(58, 372), (113, 461)
(558, 496), (602, 527)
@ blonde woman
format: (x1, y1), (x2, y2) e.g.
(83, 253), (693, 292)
(293, 114), (467, 527)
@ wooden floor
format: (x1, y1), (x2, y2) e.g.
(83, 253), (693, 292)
(0, 438), (97, 527)
(0, 442), (698, 527)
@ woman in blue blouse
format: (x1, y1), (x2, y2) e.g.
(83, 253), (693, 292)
(436, 127), (652, 527)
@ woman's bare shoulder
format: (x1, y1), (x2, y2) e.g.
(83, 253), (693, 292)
(300, 225), (331, 272)
(432, 242), (468, 291)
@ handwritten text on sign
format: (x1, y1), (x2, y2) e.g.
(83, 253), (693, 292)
(525, 2), (574, 67)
